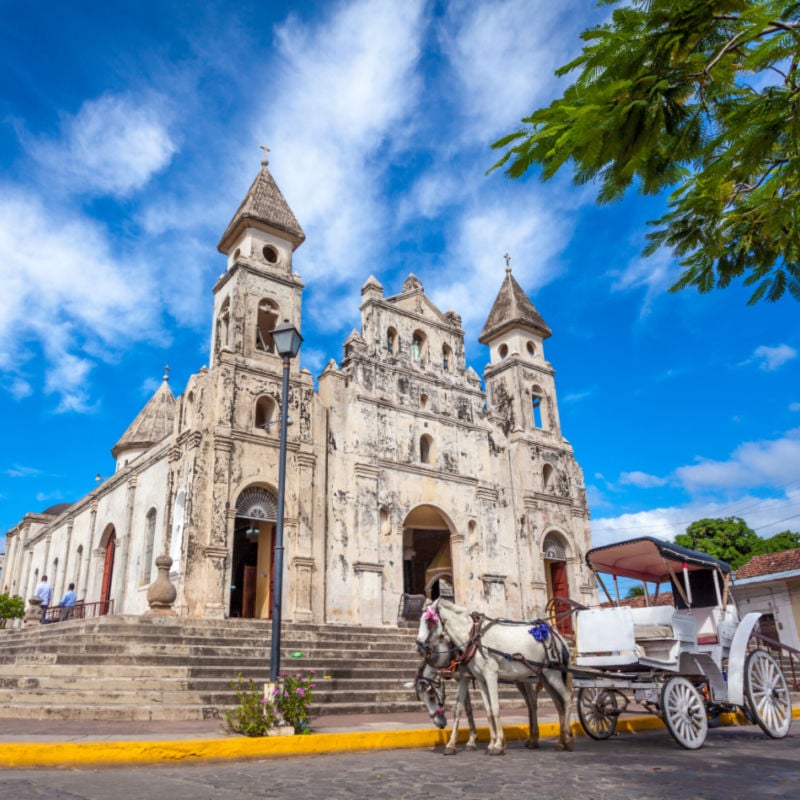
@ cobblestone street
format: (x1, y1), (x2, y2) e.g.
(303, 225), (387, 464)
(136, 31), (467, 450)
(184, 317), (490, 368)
(1, 724), (798, 800)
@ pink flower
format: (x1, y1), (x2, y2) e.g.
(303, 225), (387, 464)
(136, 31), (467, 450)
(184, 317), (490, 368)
(296, 688), (305, 697)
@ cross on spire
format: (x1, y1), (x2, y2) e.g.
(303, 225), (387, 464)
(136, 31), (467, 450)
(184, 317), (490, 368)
(260, 144), (270, 166)
(504, 252), (512, 273)
(163, 365), (170, 382)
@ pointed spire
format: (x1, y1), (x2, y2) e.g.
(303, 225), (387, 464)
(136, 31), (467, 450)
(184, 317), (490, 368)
(217, 151), (305, 254)
(479, 258), (551, 343)
(111, 376), (176, 460)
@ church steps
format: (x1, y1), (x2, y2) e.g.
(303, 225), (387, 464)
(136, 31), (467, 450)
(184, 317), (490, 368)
(0, 617), (432, 720)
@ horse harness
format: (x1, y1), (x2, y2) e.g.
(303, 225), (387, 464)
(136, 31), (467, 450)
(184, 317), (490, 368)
(431, 610), (569, 678)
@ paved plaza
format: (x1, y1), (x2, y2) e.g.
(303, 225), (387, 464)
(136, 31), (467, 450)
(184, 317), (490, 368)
(1, 723), (798, 800)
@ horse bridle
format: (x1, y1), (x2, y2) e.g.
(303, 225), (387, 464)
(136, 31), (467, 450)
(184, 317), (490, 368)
(413, 664), (446, 714)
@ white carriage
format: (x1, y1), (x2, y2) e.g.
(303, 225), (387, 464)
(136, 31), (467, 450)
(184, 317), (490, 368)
(571, 536), (793, 749)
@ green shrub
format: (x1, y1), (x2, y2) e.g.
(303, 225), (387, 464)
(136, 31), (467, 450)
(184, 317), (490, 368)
(0, 594), (25, 629)
(222, 674), (277, 737)
(274, 670), (316, 733)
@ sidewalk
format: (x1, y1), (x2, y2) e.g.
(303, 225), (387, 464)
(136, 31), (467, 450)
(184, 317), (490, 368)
(0, 698), (797, 769)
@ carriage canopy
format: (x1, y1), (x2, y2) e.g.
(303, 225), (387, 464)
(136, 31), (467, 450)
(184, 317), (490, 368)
(585, 536), (731, 583)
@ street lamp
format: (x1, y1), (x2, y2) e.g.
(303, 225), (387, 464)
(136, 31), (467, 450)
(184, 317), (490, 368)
(269, 319), (303, 682)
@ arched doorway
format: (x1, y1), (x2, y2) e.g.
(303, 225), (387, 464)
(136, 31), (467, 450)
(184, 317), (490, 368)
(543, 531), (572, 635)
(402, 505), (454, 600)
(100, 528), (116, 615)
(230, 486), (277, 619)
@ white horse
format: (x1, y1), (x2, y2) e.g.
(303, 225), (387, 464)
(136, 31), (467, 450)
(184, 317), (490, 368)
(413, 659), (544, 754)
(416, 598), (574, 755)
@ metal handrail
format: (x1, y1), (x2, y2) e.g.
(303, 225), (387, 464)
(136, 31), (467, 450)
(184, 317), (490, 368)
(42, 599), (115, 623)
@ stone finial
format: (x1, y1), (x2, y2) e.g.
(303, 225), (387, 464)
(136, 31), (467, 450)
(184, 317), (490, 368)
(146, 554), (178, 615)
(25, 595), (43, 624)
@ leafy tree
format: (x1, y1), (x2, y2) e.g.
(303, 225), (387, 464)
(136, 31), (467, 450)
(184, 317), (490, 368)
(626, 585), (645, 598)
(490, 0), (800, 304)
(754, 529), (800, 554)
(675, 516), (761, 569)
(0, 594), (25, 628)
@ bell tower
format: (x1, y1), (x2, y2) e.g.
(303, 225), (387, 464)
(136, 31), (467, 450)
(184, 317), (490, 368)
(480, 257), (561, 438)
(211, 148), (306, 368)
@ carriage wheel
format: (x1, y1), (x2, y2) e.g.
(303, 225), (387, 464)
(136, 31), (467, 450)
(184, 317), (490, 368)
(660, 677), (708, 750)
(744, 649), (791, 739)
(577, 687), (618, 740)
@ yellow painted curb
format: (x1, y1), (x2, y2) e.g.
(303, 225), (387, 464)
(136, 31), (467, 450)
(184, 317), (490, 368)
(1, 705), (797, 769)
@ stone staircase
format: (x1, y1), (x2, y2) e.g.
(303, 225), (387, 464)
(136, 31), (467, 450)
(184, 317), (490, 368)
(0, 615), (429, 721)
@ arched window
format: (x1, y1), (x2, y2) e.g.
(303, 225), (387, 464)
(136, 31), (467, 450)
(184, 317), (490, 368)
(74, 545), (83, 596)
(543, 531), (568, 561)
(442, 344), (452, 372)
(499, 343), (509, 360)
(531, 386), (544, 429)
(255, 395), (278, 431)
(216, 298), (231, 352)
(142, 508), (157, 584)
(412, 330), (427, 363)
(542, 464), (554, 491)
(527, 341), (536, 357)
(256, 299), (279, 352)
(183, 391), (195, 430)
(169, 490), (187, 570)
(386, 327), (398, 354)
(420, 434), (433, 464)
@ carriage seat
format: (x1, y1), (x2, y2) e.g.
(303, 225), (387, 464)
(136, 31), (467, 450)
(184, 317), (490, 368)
(630, 605), (675, 640)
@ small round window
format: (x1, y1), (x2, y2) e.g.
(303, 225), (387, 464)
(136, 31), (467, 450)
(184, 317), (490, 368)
(263, 245), (279, 264)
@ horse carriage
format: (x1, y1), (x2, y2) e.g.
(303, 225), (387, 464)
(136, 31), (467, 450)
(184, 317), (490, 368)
(414, 535), (793, 753)
(570, 536), (792, 749)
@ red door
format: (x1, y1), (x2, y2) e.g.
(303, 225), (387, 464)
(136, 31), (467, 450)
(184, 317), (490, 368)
(549, 560), (573, 636)
(100, 530), (116, 615)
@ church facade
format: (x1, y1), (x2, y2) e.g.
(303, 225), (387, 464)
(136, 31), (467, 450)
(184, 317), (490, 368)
(3, 158), (595, 627)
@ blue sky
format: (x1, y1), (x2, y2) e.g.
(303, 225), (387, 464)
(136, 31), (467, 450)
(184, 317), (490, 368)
(1, 0), (799, 554)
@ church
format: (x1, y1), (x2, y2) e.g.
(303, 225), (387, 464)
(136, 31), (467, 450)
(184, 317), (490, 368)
(3, 155), (595, 627)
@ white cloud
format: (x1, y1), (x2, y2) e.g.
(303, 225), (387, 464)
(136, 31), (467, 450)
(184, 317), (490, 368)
(26, 93), (177, 198)
(610, 248), (680, 315)
(592, 487), (800, 547)
(256, 0), (427, 290)
(750, 343), (797, 372)
(675, 428), (800, 492)
(619, 471), (669, 489)
(791, 402), (800, 412)
(440, 0), (592, 143)
(0, 187), (162, 409)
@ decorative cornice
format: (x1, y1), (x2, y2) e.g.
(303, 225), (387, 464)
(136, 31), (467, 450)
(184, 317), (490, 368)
(354, 561), (384, 574)
(476, 485), (499, 503)
(376, 459), (478, 487)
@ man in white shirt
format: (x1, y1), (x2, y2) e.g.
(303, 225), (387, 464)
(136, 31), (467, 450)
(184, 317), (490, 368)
(35, 575), (53, 623)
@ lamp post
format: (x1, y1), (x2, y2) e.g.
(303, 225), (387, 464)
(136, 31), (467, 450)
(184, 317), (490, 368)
(269, 319), (303, 682)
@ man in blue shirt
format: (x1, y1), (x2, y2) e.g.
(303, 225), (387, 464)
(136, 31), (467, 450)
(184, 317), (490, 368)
(60, 583), (77, 620)
(35, 575), (53, 623)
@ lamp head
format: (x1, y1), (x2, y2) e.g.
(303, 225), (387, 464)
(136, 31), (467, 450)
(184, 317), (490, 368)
(271, 319), (303, 358)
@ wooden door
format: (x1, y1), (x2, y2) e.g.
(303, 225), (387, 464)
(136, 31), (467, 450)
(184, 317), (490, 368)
(100, 531), (116, 615)
(242, 565), (257, 619)
(549, 560), (573, 635)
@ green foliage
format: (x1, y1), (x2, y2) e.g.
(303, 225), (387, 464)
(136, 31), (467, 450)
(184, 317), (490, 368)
(222, 674), (278, 737)
(273, 670), (316, 734)
(490, 0), (800, 304)
(0, 594), (25, 628)
(222, 671), (316, 737)
(627, 585), (645, 598)
(675, 516), (761, 569)
(754, 529), (800, 555)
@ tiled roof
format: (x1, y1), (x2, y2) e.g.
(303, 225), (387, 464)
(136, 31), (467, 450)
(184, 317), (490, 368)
(112, 378), (175, 459)
(479, 268), (551, 343)
(735, 548), (800, 579)
(217, 162), (305, 252)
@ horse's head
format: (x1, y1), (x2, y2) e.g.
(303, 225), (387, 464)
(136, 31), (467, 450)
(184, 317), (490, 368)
(415, 599), (452, 669)
(413, 662), (447, 729)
